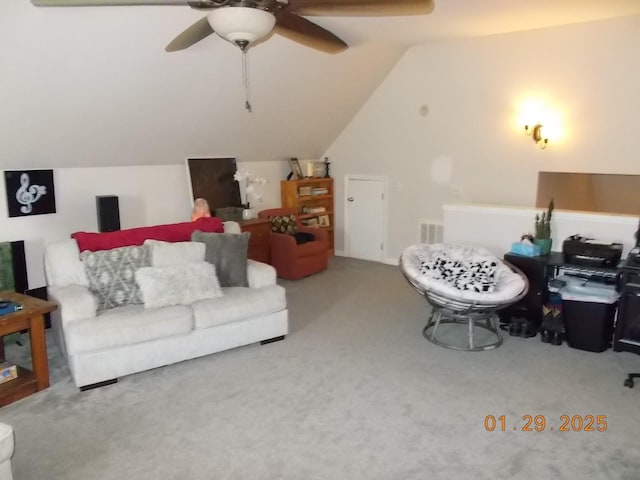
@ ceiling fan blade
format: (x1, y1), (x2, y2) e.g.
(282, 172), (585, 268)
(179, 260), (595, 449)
(165, 16), (215, 52)
(287, 0), (434, 16)
(32, 0), (190, 5)
(275, 11), (347, 54)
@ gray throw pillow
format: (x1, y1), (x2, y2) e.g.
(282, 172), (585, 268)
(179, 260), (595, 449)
(80, 244), (150, 310)
(191, 231), (250, 287)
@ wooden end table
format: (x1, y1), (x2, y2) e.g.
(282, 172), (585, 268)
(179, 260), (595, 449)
(0, 290), (57, 407)
(240, 218), (271, 264)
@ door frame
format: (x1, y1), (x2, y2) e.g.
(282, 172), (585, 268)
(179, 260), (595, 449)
(344, 174), (389, 261)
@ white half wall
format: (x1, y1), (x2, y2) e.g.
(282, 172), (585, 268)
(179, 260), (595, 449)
(443, 204), (638, 259)
(324, 16), (640, 260)
(0, 160), (286, 288)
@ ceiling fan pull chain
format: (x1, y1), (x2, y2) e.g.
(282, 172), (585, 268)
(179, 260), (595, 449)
(242, 49), (252, 113)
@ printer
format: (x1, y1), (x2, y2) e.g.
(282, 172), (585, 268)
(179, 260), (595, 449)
(562, 235), (623, 268)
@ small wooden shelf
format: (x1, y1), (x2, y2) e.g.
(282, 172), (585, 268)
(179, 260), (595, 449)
(0, 290), (56, 407)
(0, 366), (38, 407)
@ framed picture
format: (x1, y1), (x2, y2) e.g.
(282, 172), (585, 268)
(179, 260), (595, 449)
(288, 157), (304, 180)
(4, 170), (56, 217)
(311, 161), (326, 178)
(318, 214), (330, 227)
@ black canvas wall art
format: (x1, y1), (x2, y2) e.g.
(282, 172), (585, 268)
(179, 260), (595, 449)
(4, 170), (56, 217)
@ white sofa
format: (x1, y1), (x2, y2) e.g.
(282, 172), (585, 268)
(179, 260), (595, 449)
(44, 229), (288, 390)
(0, 423), (14, 480)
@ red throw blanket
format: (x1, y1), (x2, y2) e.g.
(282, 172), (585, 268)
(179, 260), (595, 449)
(72, 217), (224, 252)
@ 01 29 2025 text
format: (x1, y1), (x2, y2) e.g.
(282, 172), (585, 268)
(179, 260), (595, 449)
(483, 415), (607, 432)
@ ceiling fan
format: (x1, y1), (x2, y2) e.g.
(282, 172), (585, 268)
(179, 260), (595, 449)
(30, 0), (435, 54)
(31, 0), (434, 111)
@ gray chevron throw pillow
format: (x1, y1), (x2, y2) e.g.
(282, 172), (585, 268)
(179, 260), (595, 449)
(81, 244), (150, 310)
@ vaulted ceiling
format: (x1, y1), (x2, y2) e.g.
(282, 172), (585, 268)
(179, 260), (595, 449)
(2, 0), (639, 169)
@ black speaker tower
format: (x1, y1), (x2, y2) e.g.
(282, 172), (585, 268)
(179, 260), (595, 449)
(96, 195), (121, 233)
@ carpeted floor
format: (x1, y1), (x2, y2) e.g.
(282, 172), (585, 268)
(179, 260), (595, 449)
(2, 257), (639, 480)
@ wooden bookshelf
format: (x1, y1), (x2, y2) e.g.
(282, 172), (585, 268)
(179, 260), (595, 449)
(281, 177), (334, 254)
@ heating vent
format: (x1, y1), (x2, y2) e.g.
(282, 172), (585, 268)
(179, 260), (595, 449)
(419, 220), (444, 244)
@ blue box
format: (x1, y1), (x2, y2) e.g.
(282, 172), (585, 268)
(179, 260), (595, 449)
(0, 301), (23, 316)
(510, 242), (541, 257)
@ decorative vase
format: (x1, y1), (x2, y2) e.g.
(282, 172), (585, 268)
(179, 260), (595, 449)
(534, 238), (552, 255)
(242, 207), (254, 220)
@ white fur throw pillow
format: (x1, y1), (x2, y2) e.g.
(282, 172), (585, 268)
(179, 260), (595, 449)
(144, 239), (206, 267)
(135, 262), (223, 309)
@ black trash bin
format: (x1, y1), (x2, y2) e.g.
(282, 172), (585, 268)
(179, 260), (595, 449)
(560, 282), (618, 352)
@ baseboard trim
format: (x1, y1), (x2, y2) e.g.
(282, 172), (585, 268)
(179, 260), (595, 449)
(79, 378), (118, 391)
(260, 335), (285, 345)
(334, 252), (398, 266)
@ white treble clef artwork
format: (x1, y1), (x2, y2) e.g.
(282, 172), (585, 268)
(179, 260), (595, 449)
(15, 173), (47, 214)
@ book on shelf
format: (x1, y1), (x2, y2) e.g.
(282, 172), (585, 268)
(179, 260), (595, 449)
(301, 218), (319, 227)
(311, 188), (328, 195)
(298, 186), (312, 196)
(0, 300), (23, 316)
(302, 206), (326, 214)
(0, 361), (18, 384)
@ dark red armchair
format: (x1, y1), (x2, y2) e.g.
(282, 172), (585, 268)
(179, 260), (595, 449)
(258, 208), (329, 280)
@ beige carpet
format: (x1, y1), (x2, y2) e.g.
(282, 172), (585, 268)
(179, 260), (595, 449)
(2, 257), (639, 480)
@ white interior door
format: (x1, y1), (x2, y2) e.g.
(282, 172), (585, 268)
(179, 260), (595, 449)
(346, 176), (386, 261)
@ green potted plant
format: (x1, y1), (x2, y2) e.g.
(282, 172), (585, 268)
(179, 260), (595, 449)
(534, 198), (554, 255)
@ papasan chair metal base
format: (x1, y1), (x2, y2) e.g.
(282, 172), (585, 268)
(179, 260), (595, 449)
(423, 303), (504, 351)
(400, 243), (528, 352)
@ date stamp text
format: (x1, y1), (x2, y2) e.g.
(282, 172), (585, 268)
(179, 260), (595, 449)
(483, 415), (607, 432)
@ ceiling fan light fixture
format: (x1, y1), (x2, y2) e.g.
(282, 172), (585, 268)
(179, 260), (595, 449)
(207, 7), (276, 48)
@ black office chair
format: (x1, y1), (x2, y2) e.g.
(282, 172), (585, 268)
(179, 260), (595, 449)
(620, 323), (639, 388)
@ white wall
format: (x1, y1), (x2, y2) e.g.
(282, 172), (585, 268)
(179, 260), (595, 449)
(0, 0), (404, 171)
(0, 160), (286, 288)
(325, 16), (640, 259)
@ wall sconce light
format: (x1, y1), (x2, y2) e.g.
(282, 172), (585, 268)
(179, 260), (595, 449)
(524, 123), (548, 149)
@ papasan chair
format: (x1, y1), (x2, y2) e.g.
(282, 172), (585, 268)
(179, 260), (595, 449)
(400, 243), (528, 351)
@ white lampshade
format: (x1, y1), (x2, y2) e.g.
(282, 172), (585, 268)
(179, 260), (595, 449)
(207, 7), (276, 46)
